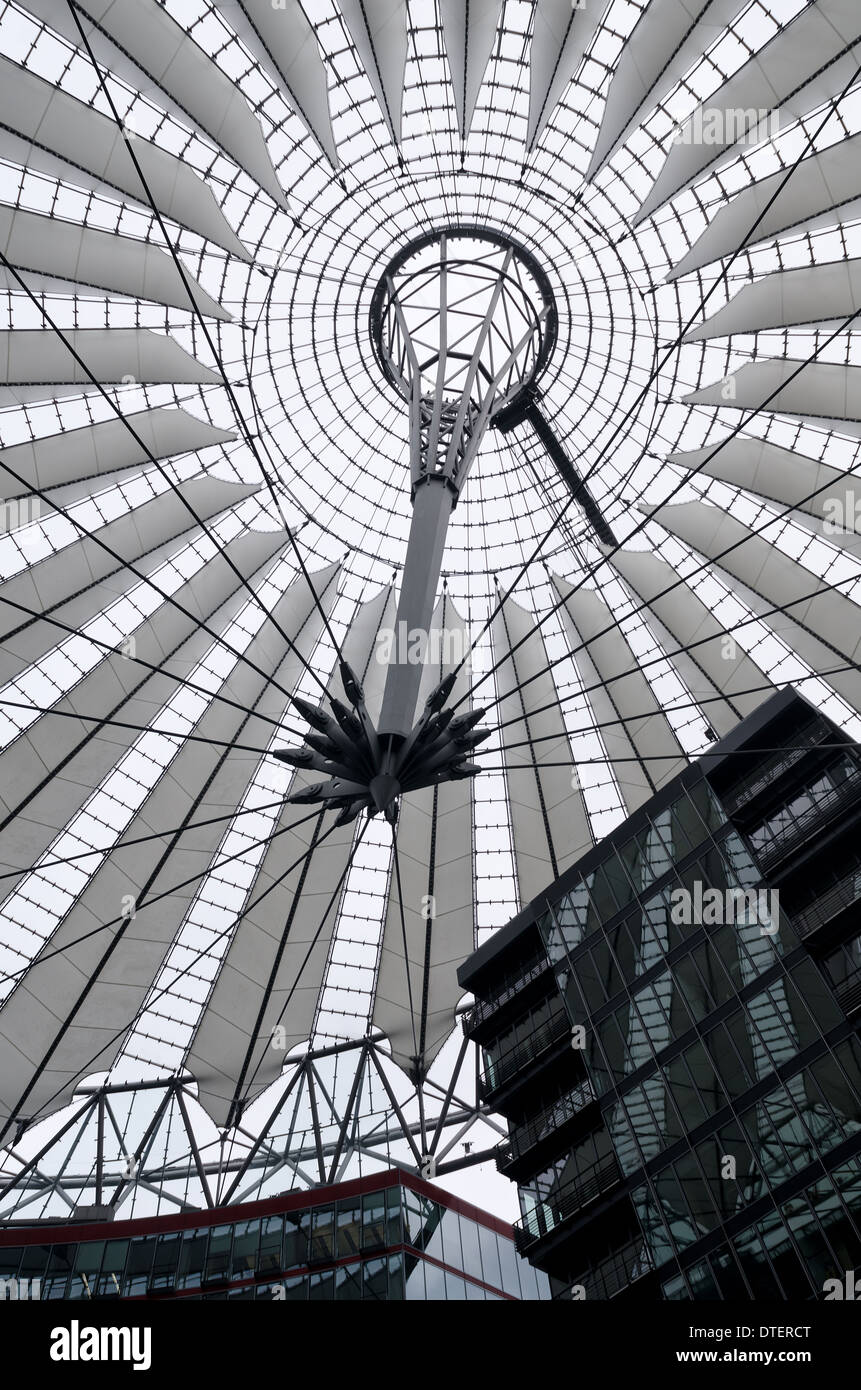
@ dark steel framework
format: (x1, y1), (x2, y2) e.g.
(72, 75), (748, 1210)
(0, 1036), (504, 1218)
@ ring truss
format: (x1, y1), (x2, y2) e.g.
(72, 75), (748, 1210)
(1, 0), (861, 1222)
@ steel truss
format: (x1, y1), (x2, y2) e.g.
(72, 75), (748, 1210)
(0, 1034), (503, 1223)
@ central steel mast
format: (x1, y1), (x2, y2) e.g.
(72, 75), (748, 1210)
(278, 228), (557, 820)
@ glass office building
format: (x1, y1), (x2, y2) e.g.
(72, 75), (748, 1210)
(0, 1168), (547, 1301)
(6, 0), (861, 1238)
(459, 689), (861, 1300)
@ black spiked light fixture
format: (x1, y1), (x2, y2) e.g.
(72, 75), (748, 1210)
(275, 665), (488, 825)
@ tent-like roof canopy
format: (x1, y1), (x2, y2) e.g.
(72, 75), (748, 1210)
(1, 0), (860, 1217)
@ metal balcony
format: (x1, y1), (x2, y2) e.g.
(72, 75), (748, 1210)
(513, 1155), (622, 1252)
(792, 865), (861, 940)
(753, 768), (861, 872)
(497, 1080), (596, 1174)
(835, 972), (861, 1018)
(561, 1236), (654, 1301)
(722, 721), (829, 816)
(461, 947), (553, 1039)
(478, 1010), (571, 1100)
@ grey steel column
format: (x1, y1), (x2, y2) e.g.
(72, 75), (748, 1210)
(378, 476), (455, 739)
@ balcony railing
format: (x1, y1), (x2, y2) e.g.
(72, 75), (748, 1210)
(479, 1010), (570, 1097)
(792, 864), (861, 940)
(835, 972), (861, 1017)
(514, 1155), (622, 1251)
(754, 768), (861, 872)
(461, 948), (552, 1035)
(722, 721), (829, 815)
(498, 1080), (596, 1171)
(561, 1236), (653, 1301)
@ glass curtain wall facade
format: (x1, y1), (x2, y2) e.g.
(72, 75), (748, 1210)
(0, 1169), (548, 1302)
(459, 689), (861, 1301)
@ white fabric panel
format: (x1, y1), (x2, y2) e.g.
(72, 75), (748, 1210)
(0, 476), (258, 687)
(669, 434), (861, 559)
(69, 0), (287, 208)
(683, 260), (861, 340)
(0, 408), (235, 503)
(6, 467), (155, 516)
(602, 546), (775, 734)
(527, 0), (608, 153)
(552, 576), (688, 812)
(440, 0), (502, 142)
(0, 559), (335, 1129)
(684, 360), (861, 438)
(667, 436), (860, 531)
(224, 0), (338, 167)
(0, 57), (249, 261)
(0, 205), (229, 320)
(0, 329), (220, 409)
(338, 0), (408, 145)
(669, 133), (861, 281)
(587, 0), (748, 178)
(0, 527), (285, 897)
(372, 598), (474, 1072)
(349, 584), (399, 724)
(553, 579), (653, 814)
(185, 583), (397, 1125)
(492, 594), (592, 907)
(637, 0), (861, 223)
(647, 500), (861, 715)
(0, 475), (257, 651)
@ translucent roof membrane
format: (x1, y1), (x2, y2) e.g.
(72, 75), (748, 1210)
(0, 0), (860, 1219)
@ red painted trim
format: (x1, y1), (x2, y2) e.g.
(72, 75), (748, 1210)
(0, 1167), (514, 1247)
